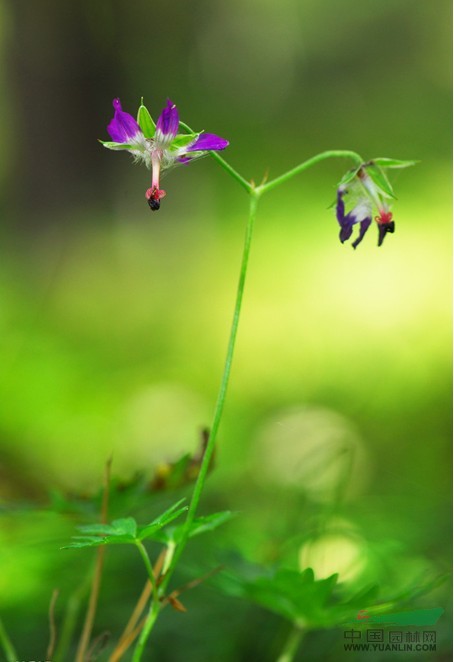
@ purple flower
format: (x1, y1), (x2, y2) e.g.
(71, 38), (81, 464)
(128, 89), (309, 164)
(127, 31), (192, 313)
(102, 98), (229, 211)
(336, 166), (395, 248)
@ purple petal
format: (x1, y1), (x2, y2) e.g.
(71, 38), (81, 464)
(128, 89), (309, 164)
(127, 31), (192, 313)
(107, 98), (142, 143)
(352, 217), (372, 249)
(336, 188), (355, 243)
(186, 133), (229, 152)
(156, 99), (179, 141)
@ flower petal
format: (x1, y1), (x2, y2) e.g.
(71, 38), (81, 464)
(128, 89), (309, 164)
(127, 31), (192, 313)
(336, 188), (355, 242)
(107, 98), (143, 143)
(352, 217), (372, 249)
(186, 133), (229, 152)
(155, 99), (179, 144)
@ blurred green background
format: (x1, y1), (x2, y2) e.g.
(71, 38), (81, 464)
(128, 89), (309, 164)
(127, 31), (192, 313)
(0, 0), (451, 659)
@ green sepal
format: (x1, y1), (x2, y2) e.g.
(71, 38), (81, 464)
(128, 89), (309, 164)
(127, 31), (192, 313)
(170, 133), (199, 151)
(372, 157), (419, 169)
(137, 98), (155, 138)
(99, 140), (136, 151)
(337, 166), (361, 189)
(365, 163), (396, 199)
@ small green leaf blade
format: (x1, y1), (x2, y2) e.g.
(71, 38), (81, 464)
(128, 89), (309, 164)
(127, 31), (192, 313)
(110, 517), (137, 538)
(372, 157), (419, 169)
(337, 166), (360, 189)
(137, 100), (155, 138)
(187, 511), (236, 538)
(148, 510), (236, 545)
(77, 517), (137, 539)
(77, 523), (119, 536)
(137, 499), (188, 541)
(365, 163), (396, 199)
(62, 536), (108, 550)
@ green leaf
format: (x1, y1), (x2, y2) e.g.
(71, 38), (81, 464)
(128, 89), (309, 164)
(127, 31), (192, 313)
(365, 163), (396, 199)
(137, 499), (188, 541)
(158, 510), (236, 544)
(77, 517), (137, 538)
(64, 501), (187, 549)
(77, 523), (118, 536)
(137, 100), (155, 138)
(62, 536), (109, 549)
(187, 511), (236, 538)
(337, 166), (360, 189)
(110, 517), (138, 538)
(217, 566), (339, 625)
(372, 158), (419, 169)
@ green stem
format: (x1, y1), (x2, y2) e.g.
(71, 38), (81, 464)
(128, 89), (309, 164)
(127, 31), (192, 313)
(135, 542), (157, 595)
(0, 616), (18, 662)
(131, 542), (160, 661)
(209, 151), (252, 193)
(276, 624), (305, 662)
(179, 120), (252, 193)
(131, 598), (161, 662)
(257, 150), (364, 196)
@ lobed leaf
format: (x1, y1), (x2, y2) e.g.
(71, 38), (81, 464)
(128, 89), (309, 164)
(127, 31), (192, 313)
(136, 499), (188, 541)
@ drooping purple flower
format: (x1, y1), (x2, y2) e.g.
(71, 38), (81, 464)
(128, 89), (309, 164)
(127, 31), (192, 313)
(102, 97), (229, 211)
(335, 166), (395, 248)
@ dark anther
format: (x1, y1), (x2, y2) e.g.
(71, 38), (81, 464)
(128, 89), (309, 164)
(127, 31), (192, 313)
(147, 197), (161, 211)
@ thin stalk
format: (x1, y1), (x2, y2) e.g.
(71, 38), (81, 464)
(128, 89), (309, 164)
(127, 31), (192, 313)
(276, 624), (305, 662)
(209, 151), (252, 193)
(54, 573), (91, 662)
(257, 150), (364, 196)
(131, 598), (161, 662)
(135, 542), (157, 597)
(0, 617), (17, 662)
(46, 588), (59, 659)
(179, 120), (252, 193)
